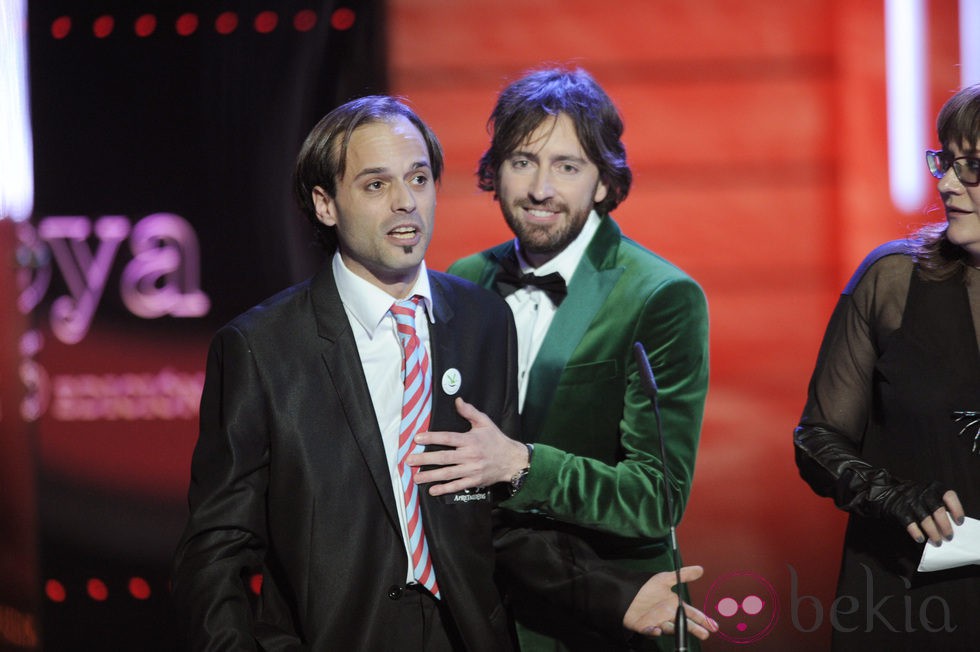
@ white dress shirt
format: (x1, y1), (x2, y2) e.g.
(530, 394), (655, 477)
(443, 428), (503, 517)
(506, 211), (600, 412)
(506, 210), (601, 411)
(332, 251), (433, 584)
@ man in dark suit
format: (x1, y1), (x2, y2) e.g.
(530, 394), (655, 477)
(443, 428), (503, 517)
(171, 96), (714, 650)
(410, 69), (710, 651)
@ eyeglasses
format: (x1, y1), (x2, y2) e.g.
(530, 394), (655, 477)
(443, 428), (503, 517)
(926, 150), (980, 186)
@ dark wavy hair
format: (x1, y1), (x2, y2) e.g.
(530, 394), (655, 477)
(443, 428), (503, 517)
(477, 67), (631, 214)
(293, 96), (444, 252)
(912, 83), (980, 281)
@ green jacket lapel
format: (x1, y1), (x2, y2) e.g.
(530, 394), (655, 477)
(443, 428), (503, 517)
(522, 216), (624, 441)
(470, 242), (515, 289)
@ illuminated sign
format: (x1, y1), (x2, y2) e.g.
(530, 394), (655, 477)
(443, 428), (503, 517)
(16, 213), (209, 423)
(18, 213), (210, 344)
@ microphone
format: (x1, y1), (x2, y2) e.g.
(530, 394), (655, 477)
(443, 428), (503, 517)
(632, 341), (688, 652)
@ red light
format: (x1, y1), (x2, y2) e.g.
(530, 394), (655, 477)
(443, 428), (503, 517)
(51, 16), (71, 39)
(128, 577), (151, 600)
(215, 11), (238, 35)
(45, 579), (66, 603)
(134, 14), (157, 37)
(86, 578), (108, 602)
(331, 8), (356, 31)
(254, 11), (278, 34)
(175, 13), (199, 36)
(249, 573), (263, 595)
(293, 10), (317, 32)
(92, 15), (114, 39)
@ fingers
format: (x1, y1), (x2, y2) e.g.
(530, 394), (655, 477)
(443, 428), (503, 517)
(624, 569), (718, 641)
(944, 490), (966, 525)
(921, 509), (944, 545)
(680, 602), (719, 640)
(454, 397), (492, 427)
(649, 620), (671, 637)
(906, 521), (926, 544)
(412, 462), (464, 484)
(907, 492), (965, 546)
(639, 604), (718, 641)
(424, 478), (476, 496)
(931, 504), (956, 542)
(413, 465), (483, 496)
(415, 397), (495, 446)
(910, 510), (945, 546)
(411, 430), (460, 449)
(645, 567), (702, 591)
(676, 565), (704, 586)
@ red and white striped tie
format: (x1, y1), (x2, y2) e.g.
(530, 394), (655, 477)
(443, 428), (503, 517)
(390, 296), (440, 599)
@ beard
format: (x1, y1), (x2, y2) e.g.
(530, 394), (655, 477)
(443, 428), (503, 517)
(500, 199), (591, 257)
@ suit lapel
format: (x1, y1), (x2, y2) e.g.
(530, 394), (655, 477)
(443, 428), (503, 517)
(426, 272), (456, 430)
(522, 217), (624, 440)
(310, 263), (400, 527)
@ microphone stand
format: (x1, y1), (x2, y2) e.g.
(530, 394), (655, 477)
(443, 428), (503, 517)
(632, 341), (688, 652)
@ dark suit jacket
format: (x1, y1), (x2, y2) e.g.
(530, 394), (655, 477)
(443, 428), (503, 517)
(172, 262), (643, 651)
(450, 215), (710, 651)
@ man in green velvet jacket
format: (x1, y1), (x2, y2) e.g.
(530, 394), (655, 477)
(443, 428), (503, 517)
(409, 68), (710, 651)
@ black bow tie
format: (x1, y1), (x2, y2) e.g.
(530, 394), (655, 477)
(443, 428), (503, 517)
(494, 253), (567, 306)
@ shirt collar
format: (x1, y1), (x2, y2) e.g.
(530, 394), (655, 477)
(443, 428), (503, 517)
(515, 210), (601, 281)
(332, 252), (434, 338)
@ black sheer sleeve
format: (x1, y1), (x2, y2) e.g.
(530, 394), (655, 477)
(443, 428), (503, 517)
(793, 244), (948, 527)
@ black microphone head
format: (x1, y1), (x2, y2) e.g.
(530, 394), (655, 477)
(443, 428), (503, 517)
(632, 341), (659, 397)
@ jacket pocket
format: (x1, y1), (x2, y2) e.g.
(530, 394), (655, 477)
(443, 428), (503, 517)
(556, 359), (618, 385)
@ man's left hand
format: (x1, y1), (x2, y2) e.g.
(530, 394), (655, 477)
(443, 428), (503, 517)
(623, 566), (718, 640)
(408, 398), (528, 496)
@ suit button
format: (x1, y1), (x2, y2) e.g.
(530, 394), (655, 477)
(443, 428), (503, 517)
(387, 585), (403, 600)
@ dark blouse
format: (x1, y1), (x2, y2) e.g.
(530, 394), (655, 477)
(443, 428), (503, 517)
(801, 244), (980, 446)
(797, 241), (980, 650)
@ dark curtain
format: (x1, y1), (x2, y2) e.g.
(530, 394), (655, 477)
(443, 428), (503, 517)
(22, 2), (386, 648)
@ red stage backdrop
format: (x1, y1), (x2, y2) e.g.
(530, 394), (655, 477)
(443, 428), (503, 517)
(387, 1), (962, 650)
(2, 1), (969, 651)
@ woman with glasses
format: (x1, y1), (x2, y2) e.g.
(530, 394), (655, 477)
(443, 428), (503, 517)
(793, 84), (980, 650)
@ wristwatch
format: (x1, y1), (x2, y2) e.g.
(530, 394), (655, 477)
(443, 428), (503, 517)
(509, 443), (534, 496)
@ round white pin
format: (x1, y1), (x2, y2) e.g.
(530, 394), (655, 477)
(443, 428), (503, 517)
(441, 368), (461, 395)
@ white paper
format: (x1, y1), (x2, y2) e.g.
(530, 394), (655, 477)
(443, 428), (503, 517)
(917, 516), (980, 572)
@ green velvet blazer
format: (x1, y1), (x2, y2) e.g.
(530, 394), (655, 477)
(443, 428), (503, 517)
(449, 215), (709, 651)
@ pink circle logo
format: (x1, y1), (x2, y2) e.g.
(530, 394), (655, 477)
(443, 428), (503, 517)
(703, 570), (779, 644)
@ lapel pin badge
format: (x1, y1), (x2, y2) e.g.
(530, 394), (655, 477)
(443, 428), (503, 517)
(441, 368), (461, 395)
